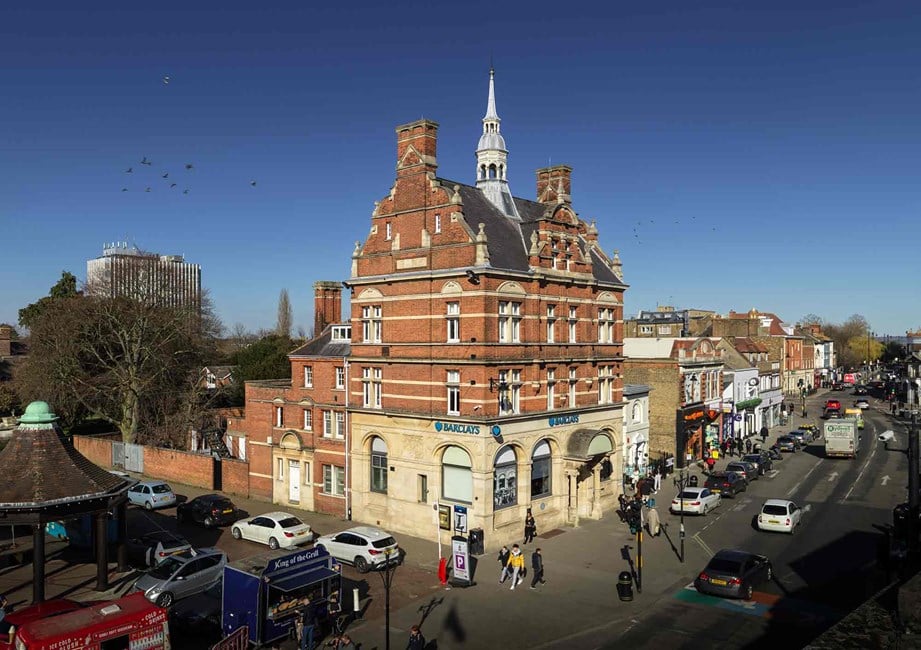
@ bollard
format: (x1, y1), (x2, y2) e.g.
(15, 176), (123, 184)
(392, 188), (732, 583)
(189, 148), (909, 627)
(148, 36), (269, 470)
(438, 556), (448, 586)
(616, 570), (634, 602)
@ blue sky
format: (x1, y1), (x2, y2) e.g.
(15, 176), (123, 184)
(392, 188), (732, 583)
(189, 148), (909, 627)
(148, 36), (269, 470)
(2, 1), (919, 337)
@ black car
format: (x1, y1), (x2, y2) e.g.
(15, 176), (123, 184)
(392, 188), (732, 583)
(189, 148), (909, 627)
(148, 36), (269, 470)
(169, 579), (222, 635)
(742, 453), (772, 475)
(854, 385), (869, 396)
(126, 530), (192, 567)
(725, 461), (758, 482)
(176, 494), (240, 528)
(704, 471), (747, 498)
(694, 549), (773, 600)
(767, 447), (783, 461)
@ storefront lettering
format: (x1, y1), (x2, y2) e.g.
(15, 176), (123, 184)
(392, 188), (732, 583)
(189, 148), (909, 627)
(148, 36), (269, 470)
(549, 414), (579, 426)
(683, 410), (705, 423)
(434, 421), (480, 435)
(268, 547), (324, 572)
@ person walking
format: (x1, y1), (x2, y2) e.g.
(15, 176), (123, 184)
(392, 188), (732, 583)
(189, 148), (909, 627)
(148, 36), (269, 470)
(497, 545), (511, 584)
(745, 438), (753, 454)
(0, 594), (8, 627)
(524, 510), (537, 544)
(705, 455), (716, 474)
(507, 544), (525, 590)
(760, 426), (769, 444)
(736, 438), (744, 456)
(529, 548), (546, 590)
(406, 625), (426, 650)
(646, 505), (661, 537)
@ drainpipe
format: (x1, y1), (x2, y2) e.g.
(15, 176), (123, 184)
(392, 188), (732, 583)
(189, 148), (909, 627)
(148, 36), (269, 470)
(345, 357), (352, 520)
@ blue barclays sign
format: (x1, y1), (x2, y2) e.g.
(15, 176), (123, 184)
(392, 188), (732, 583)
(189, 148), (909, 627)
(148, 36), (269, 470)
(548, 414), (579, 427)
(435, 421), (481, 435)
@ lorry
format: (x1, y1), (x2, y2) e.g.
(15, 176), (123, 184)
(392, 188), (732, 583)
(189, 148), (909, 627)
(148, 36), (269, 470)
(222, 545), (341, 648)
(824, 418), (860, 459)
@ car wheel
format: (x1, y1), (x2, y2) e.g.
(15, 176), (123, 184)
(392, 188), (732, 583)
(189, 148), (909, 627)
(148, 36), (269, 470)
(743, 584), (753, 601)
(232, 527), (242, 540)
(156, 592), (174, 608)
(145, 501), (153, 511)
(204, 516), (215, 529)
(354, 556), (369, 573)
(269, 537), (279, 550)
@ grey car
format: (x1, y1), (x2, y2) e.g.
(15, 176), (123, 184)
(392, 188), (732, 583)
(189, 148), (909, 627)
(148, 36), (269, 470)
(725, 460), (758, 482)
(134, 547), (226, 607)
(741, 453), (772, 475)
(694, 549), (773, 600)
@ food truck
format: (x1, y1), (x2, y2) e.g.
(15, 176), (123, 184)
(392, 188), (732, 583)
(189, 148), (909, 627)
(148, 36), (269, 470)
(9, 592), (169, 649)
(222, 545), (341, 647)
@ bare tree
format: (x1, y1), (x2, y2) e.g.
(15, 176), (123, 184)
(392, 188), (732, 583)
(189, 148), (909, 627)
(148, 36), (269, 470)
(276, 289), (292, 338)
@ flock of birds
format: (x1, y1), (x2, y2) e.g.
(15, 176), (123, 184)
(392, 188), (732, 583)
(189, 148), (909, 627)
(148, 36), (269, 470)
(118, 75), (258, 195)
(631, 214), (716, 245)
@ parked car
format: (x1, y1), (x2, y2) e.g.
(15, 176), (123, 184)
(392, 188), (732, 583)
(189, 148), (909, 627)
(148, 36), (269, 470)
(703, 471), (747, 498)
(694, 549), (773, 600)
(127, 481), (177, 510)
(231, 512), (314, 549)
(314, 526), (399, 573)
(775, 435), (798, 452)
(133, 547), (227, 607)
(669, 486), (721, 516)
(725, 461), (758, 482)
(176, 494), (239, 528)
(855, 399), (870, 410)
(126, 530), (192, 567)
(169, 579), (222, 635)
(742, 453), (772, 475)
(757, 499), (803, 534)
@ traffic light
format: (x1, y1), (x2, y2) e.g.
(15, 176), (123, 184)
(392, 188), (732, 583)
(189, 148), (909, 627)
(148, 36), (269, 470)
(627, 505), (641, 534)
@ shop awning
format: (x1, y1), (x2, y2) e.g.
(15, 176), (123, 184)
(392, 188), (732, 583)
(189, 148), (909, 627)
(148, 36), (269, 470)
(566, 429), (613, 460)
(736, 398), (763, 411)
(270, 566), (339, 592)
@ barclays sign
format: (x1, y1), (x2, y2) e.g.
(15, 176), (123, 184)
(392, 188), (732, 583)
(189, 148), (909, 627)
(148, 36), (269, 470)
(548, 414), (579, 427)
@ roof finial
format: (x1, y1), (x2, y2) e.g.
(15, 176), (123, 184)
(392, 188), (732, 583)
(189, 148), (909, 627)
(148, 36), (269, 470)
(485, 66), (498, 120)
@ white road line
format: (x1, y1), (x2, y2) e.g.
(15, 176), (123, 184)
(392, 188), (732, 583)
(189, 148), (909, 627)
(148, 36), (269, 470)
(767, 469), (779, 479)
(692, 533), (714, 557)
(843, 432), (879, 502)
(787, 458), (824, 498)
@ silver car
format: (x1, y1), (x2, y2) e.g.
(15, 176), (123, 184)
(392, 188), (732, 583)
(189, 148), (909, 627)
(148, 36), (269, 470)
(127, 481), (177, 510)
(133, 547), (226, 607)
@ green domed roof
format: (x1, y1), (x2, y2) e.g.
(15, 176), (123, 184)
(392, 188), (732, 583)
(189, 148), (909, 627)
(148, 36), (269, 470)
(18, 401), (58, 425)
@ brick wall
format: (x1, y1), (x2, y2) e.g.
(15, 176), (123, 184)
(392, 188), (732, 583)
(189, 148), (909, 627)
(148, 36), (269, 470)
(73, 435), (115, 467)
(222, 458), (250, 498)
(144, 447), (215, 490)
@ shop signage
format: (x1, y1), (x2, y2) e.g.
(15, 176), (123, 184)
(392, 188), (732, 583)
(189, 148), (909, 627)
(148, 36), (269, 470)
(434, 421), (480, 435)
(683, 410), (705, 424)
(437, 504), (451, 531)
(549, 414), (579, 427)
(267, 546), (325, 572)
(452, 536), (470, 584)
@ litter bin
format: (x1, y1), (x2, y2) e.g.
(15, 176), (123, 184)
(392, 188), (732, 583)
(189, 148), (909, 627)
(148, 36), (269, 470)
(468, 528), (485, 556)
(616, 571), (634, 602)
(893, 503), (910, 540)
(688, 475), (699, 487)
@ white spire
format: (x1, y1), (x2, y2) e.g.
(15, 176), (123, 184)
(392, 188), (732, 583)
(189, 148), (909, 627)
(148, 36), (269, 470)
(476, 67), (520, 220)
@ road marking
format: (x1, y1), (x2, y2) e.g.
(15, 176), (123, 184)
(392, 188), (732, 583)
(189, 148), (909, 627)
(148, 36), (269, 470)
(767, 469), (779, 478)
(843, 428), (879, 502)
(692, 533), (714, 557)
(882, 475), (890, 486)
(827, 471), (839, 483)
(788, 459), (823, 497)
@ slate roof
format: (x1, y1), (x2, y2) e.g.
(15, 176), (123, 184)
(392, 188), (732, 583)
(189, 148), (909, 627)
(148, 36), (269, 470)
(0, 426), (130, 509)
(438, 179), (623, 285)
(289, 324), (351, 358)
(623, 384), (650, 397)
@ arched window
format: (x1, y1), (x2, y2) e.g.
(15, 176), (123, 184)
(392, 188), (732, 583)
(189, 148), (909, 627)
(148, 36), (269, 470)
(442, 446), (473, 503)
(499, 164), (505, 179)
(489, 164), (497, 179)
(493, 446), (517, 510)
(480, 165), (487, 180)
(632, 401), (643, 423)
(531, 440), (552, 498)
(370, 437), (388, 494)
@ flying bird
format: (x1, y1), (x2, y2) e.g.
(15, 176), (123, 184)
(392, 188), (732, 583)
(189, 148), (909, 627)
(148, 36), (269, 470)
(121, 188), (128, 192)
(170, 183), (177, 188)
(145, 187), (151, 192)
(162, 75), (170, 85)
(162, 173), (168, 179)
(185, 163), (193, 170)
(250, 180), (257, 187)
(141, 157), (152, 166)
(182, 189), (189, 194)
(125, 167), (133, 173)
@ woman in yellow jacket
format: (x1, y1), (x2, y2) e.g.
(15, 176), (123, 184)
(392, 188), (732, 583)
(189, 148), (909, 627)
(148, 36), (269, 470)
(506, 544), (525, 590)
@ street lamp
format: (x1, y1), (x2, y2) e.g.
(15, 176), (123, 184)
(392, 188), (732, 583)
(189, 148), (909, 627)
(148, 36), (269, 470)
(377, 548), (400, 650)
(673, 468), (689, 563)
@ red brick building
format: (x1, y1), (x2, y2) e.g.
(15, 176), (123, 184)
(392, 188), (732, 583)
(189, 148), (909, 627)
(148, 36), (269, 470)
(232, 71), (627, 548)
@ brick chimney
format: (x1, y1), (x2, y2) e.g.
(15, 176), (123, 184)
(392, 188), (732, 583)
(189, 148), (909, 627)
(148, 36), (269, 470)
(313, 281), (342, 337)
(395, 119), (439, 179)
(536, 165), (572, 203)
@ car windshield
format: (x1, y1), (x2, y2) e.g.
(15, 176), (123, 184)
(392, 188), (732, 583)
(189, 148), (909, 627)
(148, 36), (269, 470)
(677, 491), (699, 499)
(707, 558), (742, 574)
(727, 465), (745, 472)
(148, 556), (185, 579)
(742, 456), (759, 462)
(278, 517), (303, 528)
(152, 484), (172, 494)
(372, 536), (397, 549)
(763, 505), (788, 515)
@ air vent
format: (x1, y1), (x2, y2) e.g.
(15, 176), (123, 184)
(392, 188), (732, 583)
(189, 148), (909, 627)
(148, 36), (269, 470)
(100, 604), (122, 616)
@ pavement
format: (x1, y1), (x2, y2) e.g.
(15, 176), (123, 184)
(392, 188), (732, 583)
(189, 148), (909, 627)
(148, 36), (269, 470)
(3, 387), (889, 650)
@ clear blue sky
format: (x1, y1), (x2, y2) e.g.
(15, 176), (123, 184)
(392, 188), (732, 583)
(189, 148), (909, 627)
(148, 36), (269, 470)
(2, 1), (919, 337)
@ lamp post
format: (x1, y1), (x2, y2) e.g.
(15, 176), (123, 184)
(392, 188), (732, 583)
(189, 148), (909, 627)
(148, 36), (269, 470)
(377, 549), (400, 650)
(673, 467), (688, 563)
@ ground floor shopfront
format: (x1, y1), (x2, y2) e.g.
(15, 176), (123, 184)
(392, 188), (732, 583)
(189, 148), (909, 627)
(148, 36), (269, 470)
(346, 406), (624, 551)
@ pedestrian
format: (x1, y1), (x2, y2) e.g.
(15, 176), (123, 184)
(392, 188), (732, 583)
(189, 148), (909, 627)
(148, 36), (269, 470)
(745, 438), (752, 454)
(506, 544), (525, 590)
(736, 438), (744, 456)
(646, 506), (661, 537)
(407, 624), (426, 650)
(529, 547), (546, 589)
(653, 466), (662, 493)
(705, 455), (716, 474)
(332, 634), (356, 649)
(524, 509), (537, 544)
(497, 545), (511, 583)
(0, 594), (8, 626)
(326, 594), (343, 636)
(760, 426), (768, 443)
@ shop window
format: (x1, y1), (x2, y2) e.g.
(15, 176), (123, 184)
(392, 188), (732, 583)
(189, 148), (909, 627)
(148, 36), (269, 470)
(493, 445), (517, 509)
(371, 436), (388, 494)
(531, 440), (552, 498)
(442, 445), (472, 503)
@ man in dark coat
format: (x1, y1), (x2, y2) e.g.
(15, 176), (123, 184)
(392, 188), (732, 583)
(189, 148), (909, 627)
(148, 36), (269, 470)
(529, 548), (546, 589)
(497, 545), (511, 583)
(760, 426), (769, 443)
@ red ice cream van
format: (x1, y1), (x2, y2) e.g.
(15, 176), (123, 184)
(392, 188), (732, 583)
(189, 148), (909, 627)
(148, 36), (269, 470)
(7, 592), (169, 650)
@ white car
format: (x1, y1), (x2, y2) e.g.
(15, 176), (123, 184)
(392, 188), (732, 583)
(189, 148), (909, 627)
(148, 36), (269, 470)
(314, 526), (399, 573)
(231, 512), (314, 549)
(127, 481), (177, 510)
(670, 487), (721, 516)
(757, 499), (802, 534)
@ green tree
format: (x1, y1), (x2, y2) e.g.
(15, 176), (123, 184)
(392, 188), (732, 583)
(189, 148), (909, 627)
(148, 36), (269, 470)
(227, 334), (293, 404)
(276, 289), (293, 338)
(18, 271), (78, 330)
(881, 341), (907, 363)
